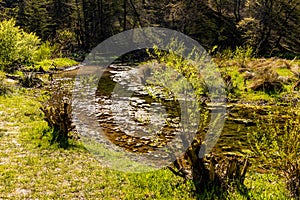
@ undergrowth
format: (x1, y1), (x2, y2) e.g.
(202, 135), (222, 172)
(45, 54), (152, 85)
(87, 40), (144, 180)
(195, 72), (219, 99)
(248, 109), (300, 199)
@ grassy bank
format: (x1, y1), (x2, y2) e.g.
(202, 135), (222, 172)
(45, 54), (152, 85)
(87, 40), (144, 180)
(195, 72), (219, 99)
(217, 57), (300, 104)
(0, 91), (196, 199)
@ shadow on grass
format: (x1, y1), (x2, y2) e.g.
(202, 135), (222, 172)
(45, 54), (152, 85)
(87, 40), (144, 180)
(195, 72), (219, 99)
(192, 179), (251, 200)
(40, 127), (83, 150)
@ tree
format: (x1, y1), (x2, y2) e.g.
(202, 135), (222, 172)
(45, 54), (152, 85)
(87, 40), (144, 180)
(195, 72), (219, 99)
(0, 0), (19, 20)
(239, 0), (300, 56)
(0, 0), (298, 56)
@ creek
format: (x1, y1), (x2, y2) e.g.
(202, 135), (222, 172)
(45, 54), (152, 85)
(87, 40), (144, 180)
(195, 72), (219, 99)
(52, 64), (289, 158)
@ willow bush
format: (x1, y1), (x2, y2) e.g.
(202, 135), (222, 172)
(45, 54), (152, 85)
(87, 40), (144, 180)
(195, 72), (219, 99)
(145, 44), (249, 196)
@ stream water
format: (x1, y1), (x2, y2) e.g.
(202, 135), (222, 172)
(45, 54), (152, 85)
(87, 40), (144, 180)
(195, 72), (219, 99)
(53, 64), (262, 158)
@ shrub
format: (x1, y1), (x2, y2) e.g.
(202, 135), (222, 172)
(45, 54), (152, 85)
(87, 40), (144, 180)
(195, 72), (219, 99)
(40, 85), (78, 148)
(33, 41), (53, 62)
(146, 45), (211, 99)
(216, 45), (255, 62)
(220, 66), (245, 98)
(146, 44), (248, 196)
(0, 19), (40, 72)
(216, 48), (234, 60)
(237, 18), (261, 51)
(233, 45), (255, 61)
(52, 29), (77, 56)
(35, 58), (79, 72)
(248, 110), (300, 199)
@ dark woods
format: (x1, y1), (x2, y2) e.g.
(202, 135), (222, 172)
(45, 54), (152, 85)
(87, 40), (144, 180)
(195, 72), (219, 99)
(0, 0), (299, 58)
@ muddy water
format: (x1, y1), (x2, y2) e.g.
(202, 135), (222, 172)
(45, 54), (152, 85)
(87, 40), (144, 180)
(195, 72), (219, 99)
(54, 64), (259, 156)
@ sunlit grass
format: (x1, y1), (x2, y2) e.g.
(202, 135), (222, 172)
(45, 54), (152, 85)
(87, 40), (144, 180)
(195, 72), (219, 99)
(275, 67), (294, 77)
(219, 58), (299, 103)
(228, 172), (289, 200)
(0, 91), (196, 199)
(34, 58), (78, 71)
(241, 90), (278, 102)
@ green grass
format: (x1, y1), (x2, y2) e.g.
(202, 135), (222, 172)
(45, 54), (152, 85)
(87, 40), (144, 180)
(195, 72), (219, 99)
(275, 67), (294, 77)
(32, 58), (79, 71)
(228, 172), (289, 200)
(0, 91), (196, 199)
(223, 65), (245, 91)
(82, 137), (157, 173)
(241, 90), (278, 102)
(0, 72), (295, 199)
(219, 58), (299, 103)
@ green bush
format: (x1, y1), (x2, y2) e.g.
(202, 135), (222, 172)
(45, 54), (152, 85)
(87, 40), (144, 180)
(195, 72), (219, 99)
(146, 45), (210, 99)
(0, 19), (40, 72)
(146, 44), (248, 196)
(217, 45), (254, 61)
(52, 29), (77, 56)
(33, 41), (53, 62)
(248, 111), (300, 199)
(233, 45), (255, 61)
